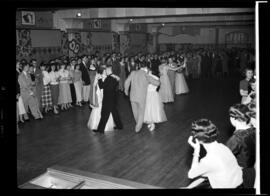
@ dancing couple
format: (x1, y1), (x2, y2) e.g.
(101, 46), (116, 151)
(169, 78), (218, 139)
(87, 65), (123, 134)
(124, 63), (167, 133)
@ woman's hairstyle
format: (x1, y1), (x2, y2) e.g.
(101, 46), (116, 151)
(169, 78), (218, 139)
(191, 119), (219, 143)
(74, 64), (80, 70)
(249, 78), (256, 84)
(242, 67), (253, 77)
(21, 62), (29, 70)
(229, 103), (251, 124)
(247, 102), (256, 119)
(97, 65), (106, 74)
(48, 63), (57, 72)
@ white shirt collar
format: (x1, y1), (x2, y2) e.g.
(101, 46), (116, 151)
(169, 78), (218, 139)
(140, 67), (148, 72)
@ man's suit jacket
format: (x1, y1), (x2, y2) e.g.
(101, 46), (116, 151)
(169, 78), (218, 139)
(98, 74), (118, 109)
(18, 72), (34, 99)
(34, 67), (43, 87)
(112, 59), (121, 76)
(80, 62), (90, 85)
(124, 69), (159, 106)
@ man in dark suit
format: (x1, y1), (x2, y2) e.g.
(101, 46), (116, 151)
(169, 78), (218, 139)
(79, 55), (91, 104)
(93, 65), (123, 134)
(111, 53), (121, 77)
(32, 59), (43, 111)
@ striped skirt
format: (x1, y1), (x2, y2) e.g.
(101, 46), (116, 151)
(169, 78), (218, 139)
(50, 84), (59, 106)
(41, 84), (53, 108)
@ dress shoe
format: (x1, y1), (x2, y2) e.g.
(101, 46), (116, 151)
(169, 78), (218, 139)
(149, 123), (155, 131)
(135, 125), (141, 133)
(92, 129), (104, 134)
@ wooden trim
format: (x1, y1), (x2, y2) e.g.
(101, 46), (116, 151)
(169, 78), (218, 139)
(60, 11), (254, 20)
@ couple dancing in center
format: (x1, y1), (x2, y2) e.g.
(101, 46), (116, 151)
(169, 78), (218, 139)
(87, 64), (123, 134)
(124, 63), (167, 133)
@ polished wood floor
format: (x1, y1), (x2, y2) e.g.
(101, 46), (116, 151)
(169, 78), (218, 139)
(17, 75), (254, 188)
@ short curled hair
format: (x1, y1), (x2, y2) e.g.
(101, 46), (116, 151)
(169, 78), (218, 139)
(97, 65), (106, 74)
(247, 102), (256, 119)
(229, 103), (251, 124)
(191, 119), (219, 143)
(249, 78), (256, 85)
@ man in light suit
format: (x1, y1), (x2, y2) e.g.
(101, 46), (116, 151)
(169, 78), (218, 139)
(124, 64), (160, 133)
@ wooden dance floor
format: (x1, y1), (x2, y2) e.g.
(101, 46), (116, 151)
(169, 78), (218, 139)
(17, 76), (253, 188)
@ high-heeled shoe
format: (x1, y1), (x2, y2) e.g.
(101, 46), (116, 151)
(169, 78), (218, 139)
(53, 108), (59, 114)
(149, 124), (155, 131)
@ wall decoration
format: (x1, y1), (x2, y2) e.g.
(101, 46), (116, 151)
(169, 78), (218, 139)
(16, 29), (32, 58)
(83, 19), (111, 31)
(17, 11), (53, 28)
(225, 31), (249, 44)
(21, 11), (35, 25)
(68, 39), (80, 54)
(93, 19), (102, 29)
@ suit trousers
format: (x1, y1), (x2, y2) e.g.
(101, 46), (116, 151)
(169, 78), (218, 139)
(21, 93), (40, 119)
(131, 101), (145, 131)
(36, 85), (43, 110)
(97, 104), (122, 132)
(82, 85), (90, 102)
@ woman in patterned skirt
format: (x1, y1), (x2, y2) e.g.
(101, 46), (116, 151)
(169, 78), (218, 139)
(40, 63), (53, 113)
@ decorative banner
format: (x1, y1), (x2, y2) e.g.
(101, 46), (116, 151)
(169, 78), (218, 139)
(112, 32), (120, 52)
(16, 29), (32, 58)
(61, 31), (69, 55)
(147, 33), (153, 46)
(120, 33), (131, 55)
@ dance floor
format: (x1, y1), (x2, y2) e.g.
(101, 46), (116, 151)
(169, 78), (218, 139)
(17, 75), (254, 188)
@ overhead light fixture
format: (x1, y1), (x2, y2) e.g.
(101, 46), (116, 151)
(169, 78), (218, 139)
(129, 19), (133, 22)
(162, 23), (165, 26)
(76, 12), (82, 17)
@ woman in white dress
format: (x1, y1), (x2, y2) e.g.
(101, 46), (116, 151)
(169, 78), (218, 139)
(87, 66), (115, 132)
(144, 69), (167, 131)
(175, 55), (189, 95)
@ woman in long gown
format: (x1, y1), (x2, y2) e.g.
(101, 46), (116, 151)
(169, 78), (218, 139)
(144, 69), (167, 131)
(175, 55), (189, 95)
(87, 66), (115, 132)
(159, 59), (181, 103)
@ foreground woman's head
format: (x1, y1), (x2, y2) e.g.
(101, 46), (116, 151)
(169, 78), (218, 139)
(229, 103), (251, 126)
(191, 119), (219, 144)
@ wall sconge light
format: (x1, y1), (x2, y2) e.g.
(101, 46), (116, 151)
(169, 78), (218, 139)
(162, 23), (165, 26)
(76, 12), (82, 17)
(129, 19), (133, 22)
